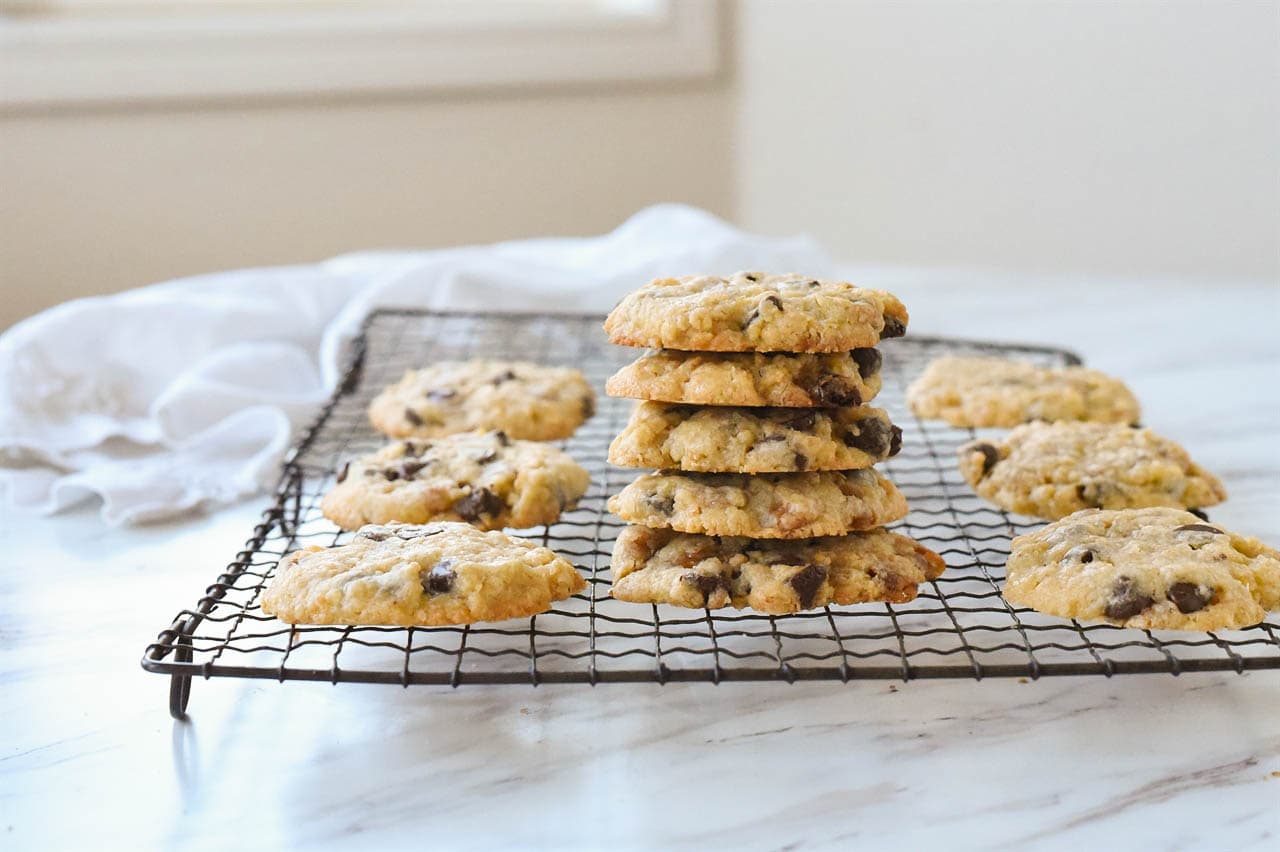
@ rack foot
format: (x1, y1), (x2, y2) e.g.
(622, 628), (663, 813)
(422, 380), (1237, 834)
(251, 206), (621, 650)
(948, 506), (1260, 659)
(169, 673), (192, 720)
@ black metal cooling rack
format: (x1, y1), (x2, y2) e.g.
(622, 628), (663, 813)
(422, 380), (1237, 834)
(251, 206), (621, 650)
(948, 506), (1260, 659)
(143, 309), (1280, 718)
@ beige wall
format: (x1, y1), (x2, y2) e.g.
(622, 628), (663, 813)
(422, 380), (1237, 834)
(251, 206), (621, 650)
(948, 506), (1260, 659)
(3, 2), (1277, 330)
(0, 84), (735, 327)
(734, 0), (1279, 282)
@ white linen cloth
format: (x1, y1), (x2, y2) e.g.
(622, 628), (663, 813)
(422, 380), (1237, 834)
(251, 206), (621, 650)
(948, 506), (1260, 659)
(0, 205), (834, 524)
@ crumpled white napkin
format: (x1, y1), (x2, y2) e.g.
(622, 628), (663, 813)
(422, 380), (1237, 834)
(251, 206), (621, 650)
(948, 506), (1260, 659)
(0, 205), (834, 524)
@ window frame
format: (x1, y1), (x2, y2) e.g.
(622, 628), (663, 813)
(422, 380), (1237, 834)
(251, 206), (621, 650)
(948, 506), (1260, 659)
(0, 0), (720, 109)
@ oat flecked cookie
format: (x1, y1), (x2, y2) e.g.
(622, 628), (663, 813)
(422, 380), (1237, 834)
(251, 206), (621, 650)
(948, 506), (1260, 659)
(958, 422), (1226, 521)
(321, 432), (590, 531)
(907, 356), (1140, 427)
(368, 359), (595, 441)
(604, 272), (908, 352)
(610, 526), (945, 613)
(1004, 508), (1280, 631)
(605, 348), (883, 408)
(608, 402), (902, 473)
(608, 469), (907, 539)
(261, 522), (585, 626)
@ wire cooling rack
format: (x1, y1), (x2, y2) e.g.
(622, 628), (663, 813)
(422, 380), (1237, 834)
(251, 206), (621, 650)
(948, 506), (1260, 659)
(143, 309), (1280, 717)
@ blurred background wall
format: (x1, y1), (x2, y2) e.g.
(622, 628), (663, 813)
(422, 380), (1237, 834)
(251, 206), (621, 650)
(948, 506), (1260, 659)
(1, 0), (1276, 330)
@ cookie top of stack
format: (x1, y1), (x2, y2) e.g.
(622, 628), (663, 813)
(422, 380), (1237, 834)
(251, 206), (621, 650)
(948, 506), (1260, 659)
(604, 272), (908, 352)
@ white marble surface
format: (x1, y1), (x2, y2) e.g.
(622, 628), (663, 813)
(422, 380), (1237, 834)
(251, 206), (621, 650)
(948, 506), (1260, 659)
(3, 275), (1279, 851)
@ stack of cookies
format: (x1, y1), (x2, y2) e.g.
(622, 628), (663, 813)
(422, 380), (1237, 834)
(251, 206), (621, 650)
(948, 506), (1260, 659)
(601, 272), (944, 615)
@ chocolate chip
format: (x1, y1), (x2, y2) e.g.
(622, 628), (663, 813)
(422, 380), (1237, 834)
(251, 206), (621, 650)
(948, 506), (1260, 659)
(966, 442), (1000, 478)
(1076, 483), (1101, 508)
(474, 450), (498, 465)
(881, 314), (906, 339)
(1167, 582), (1213, 614)
(1175, 523), (1223, 535)
(680, 571), (726, 606)
(644, 494), (675, 515)
(336, 461), (350, 483)
(394, 525), (442, 540)
(793, 452), (809, 470)
(787, 564), (827, 609)
(492, 430), (510, 447)
(454, 487), (504, 521)
(889, 425), (903, 457)
(1188, 508), (1210, 521)
(781, 410), (816, 431)
(1104, 576), (1155, 621)
(491, 369), (517, 385)
(806, 280), (819, 288)
(581, 394), (596, 419)
(850, 348), (882, 378)
(758, 434), (787, 443)
(809, 375), (861, 407)
(844, 418), (892, 456)
(742, 294), (784, 329)
(383, 468), (401, 481)
(404, 407), (424, 426)
(399, 460), (426, 479)
(744, 273), (759, 282)
(1062, 546), (1096, 564)
(421, 561), (456, 596)
(427, 388), (456, 402)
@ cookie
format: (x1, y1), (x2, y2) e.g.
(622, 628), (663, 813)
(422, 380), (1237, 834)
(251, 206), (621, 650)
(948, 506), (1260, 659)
(604, 272), (908, 352)
(605, 348), (883, 408)
(261, 522), (585, 626)
(608, 402), (902, 473)
(608, 469), (907, 538)
(368, 359), (595, 441)
(907, 356), (1140, 427)
(959, 422), (1225, 520)
(1004, 508), (1280, 631)
(609, 526), (945, 613)
(321, 431), (590, 531)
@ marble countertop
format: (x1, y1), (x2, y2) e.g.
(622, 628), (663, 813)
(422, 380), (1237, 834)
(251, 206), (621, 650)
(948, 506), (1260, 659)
(4, 274), (1278, 851)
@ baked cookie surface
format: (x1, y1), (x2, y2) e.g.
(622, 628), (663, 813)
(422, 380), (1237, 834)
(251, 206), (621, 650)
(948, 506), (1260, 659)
(608, 402), (902, 473)
(604, 272), (908, 352)
(368, 359), (595, 441)
(605, 348), (883, 408)
(321, 432), (590, 531)
(261, 522), (585, 626)
(608, 469), (907, 538)
(959, 422), (1225, 520)
(1004, 508), (1280, 631)
(610, 526), (945, 613)
(907, 356), (1140, 427)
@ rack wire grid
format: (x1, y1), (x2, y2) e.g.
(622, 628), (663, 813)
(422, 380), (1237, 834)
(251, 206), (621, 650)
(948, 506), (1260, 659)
(143, 308), (1280, 717)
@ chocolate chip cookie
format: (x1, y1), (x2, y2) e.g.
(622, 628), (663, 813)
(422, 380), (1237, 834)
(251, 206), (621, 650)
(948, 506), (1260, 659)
(1005, 508), (1279, 630)
(907, 356), (1140, 427)
(368, 359), (595, 441)
(604, 272), (908, 352)
(608, 469), (907, 539)
(321, 431), (590, 531)
(610, 525), (945, 613)
(605, 348), (883, 408)
(261, 522), (586, 626)
(959, 422), (1225, 520)
(608, 402), (902, 473)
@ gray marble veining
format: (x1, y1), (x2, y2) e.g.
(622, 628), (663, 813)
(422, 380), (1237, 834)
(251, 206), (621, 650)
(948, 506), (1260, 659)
(2, 277), (1278, 851)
